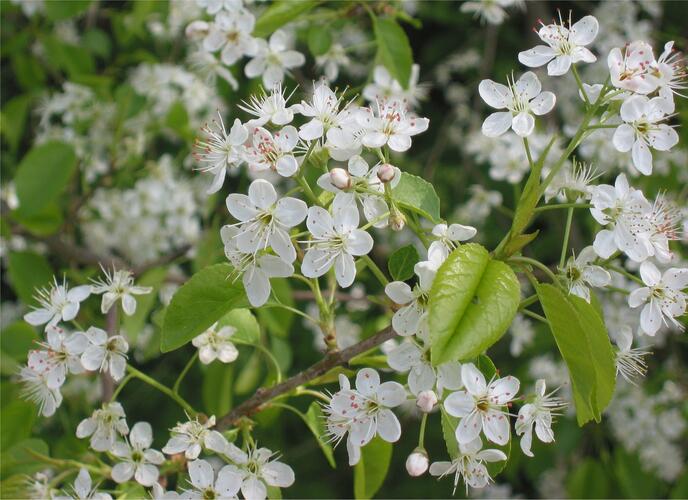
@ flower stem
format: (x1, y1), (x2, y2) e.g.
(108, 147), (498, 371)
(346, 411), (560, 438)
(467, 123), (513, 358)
(521, 309), (548, 324)
(509, 256), (559, 285)
(235, 340), (283, 384)
(360, 254), (389, 286)
(126, 365), (197, 416)
(571, 64), (589, 105)
(607, 264), (644, 285)
(559, 207), (574, 269)
(173, 351), (199, 395)
(110, 373), (134, 401)
(418, 412), (428, 449)
(534, 203), (591, 212)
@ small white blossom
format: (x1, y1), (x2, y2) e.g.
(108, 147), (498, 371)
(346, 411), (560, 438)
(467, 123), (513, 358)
(294, 81), (354, 141)
(80, 327), (129, 381)
(91, 267), (153, 316)
(23, 278), (91, 329)
(385, 262), (438, 338)
(608, 41), (658, 95)
(111, 422), (164, 487)
(612, 325), (649, 384)
(387, 340), (463, 395)
(19, 365), (63, 417)
(27, 325), (88, 389)
(561, 246), (611, 302)
(244, 29), (305, 88)
(428, 223), (477, 262)
(202, 9), (257, 66)
(357, 99), (429, 152)
(182, 459), (242, 499)
(362, 65), (427, 109)
(162, 415), (227, 459)
(239, 83), (296, 127)
(53, 468), (112, 500)
(243, 126), (300, 177)
(192, 322), (238, 364)
(406, 450), (429, 477)
(515, 380), (566, 457)
(76, 402), (130, 452)
(222, 443), (296, 500)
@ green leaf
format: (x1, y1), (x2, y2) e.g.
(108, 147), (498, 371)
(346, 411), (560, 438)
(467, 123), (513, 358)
(256, 278), (294, 338)
(1, 322), (38, 365)
(218, 309), (260, 344)
(353, 436), (392, 499)
(253, 0), (320, 38)
(202, 362), (233, 416)
(428, 244), (520, 365)
(307, 25), (332, 56)
(1, 400), (36, 449)
(387, 244), (420, 281)
(44, 0), (91, 20)
(372, 17), (413, 89)
(12, 203), (64, 236)
(392, 172), (441, 223)
(536, 284), (616, 425)
(14, 141), (77, 218)
(440, 408), (460, 458)
(82, 29), (112, 59)
(1, 94), (31, 153)
(1, 439), (49, 477)
(304, 402), (336, 468)
(567, 458), (611, 498)
(6, 251), (53, 306)
(160, 264), (248, 352)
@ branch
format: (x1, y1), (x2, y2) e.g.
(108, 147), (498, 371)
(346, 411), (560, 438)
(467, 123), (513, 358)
(216, 326), (396, 429)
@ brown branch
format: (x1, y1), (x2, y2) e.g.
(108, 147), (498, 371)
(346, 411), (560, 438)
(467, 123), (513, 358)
(216, 326), (396, 429)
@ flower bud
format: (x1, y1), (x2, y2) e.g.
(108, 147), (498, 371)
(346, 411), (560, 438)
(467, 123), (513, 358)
(416, 390), (438, 413)
(377, 163), (396, 183)
(330, 168), (352, 190)
(390, 212), (406, 231)
(185, 20), (209, 40)
(405, 449), (429, 477)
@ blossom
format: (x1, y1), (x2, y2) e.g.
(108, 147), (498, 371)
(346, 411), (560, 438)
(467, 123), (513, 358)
(316, 43), (350, 82)
(80, 327), (129, 381)
(90, 267), (153, 316)
(608, 41), (659, 94)
(222, 443), (296, 500)
(387, 340), (463, 395)
(192, 322), (239, 364)
(444, 363), (519, 445)
(429, 437), (507, 493)
(561, 246), (611, 302)
(182, 459), (242, 499)
(460, 0), (521, 25)
(27, 325), (88, 389)
(628, 261), (688, 336)
(612, 325), (649, 384)
(225, 178), (307, 263)
(53, 468), (112, 500)
(357, 99), (429, 152)
(406, 450), (429, 476)
(478, 71), (556, 137)
(19, 365), (63, 417)
(243, 126), (300, 177)
(76, 402), (130, 452)
(294, 81), (353, 141)
(239, 83), (295, 127)
(362, 64), (427, 108)
(385, 262), (438, 338)
(111, 422), (164, 487)
(202, 9), (257, 65)
(23, 277), (91, 329)
(193, 114), (248, 194)
(162, 415), (227, 459)
(428, 223), (477, 261)
(652, 41), (686, 106)
(515, 379), (566, 457)
(244, 29), (305, 88)
(301, 204), (374, 287)
(612, 95), (678, 175)
(518, 14), (598, 76)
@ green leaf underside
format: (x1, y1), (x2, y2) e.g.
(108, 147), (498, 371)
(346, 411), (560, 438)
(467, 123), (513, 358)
(372, 17), (413, 89)
(353, 436), (392, 499)
(428, 244), (520, 365)
(392, 172), (441, 223)
(387, 244), (420, 281)
(161, 264), (248, 352)
(536, 284), (616, 425)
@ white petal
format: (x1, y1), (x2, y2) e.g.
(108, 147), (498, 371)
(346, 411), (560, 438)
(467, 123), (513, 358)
(613, 124), (635, 152)
(518, 45), (555, 68)
(632, 140), (653, 175)
(111, 462), (135, 483)
(334, 252), (356, 288)
(444, 391), (475, 418)
(482, 409), (510, 445)
(355, 368), (380, 396)
(455, 411), (482, 444)
(569, 15), (598, 46)
(130, 422), (153, 449)
(134, 463), (159, 487)
(226, 193), (259, 221)
(248, 179), (277, 210)
(376, 381), (407, 407)
(385, 281), (414, 305)
(481, 112), (512, 137)
(530, 91), (556, 115)
(376, 409), (401, 442)
(478, 79), (510, 109)
(515, 71), (541, 100)
(547, 55), (572, 76)
(640, 301), (662, 336)
(275, 197), (307, 227)
(188, 460), (214, 490)
(276, 155), (298, 177)
(461, 363), (486, 396)
(262, 461), (295, 488)
(241, 476), (267, 500)
(512, 112), (535, 137)
(647, 125), (678, 151)
(488, 375), (520, 405)
(387, 133), (412, 152)
(216, 465), (243, 497)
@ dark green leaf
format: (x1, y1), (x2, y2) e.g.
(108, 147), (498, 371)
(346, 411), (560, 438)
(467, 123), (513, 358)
(1, 94), (31, 152)
(307, 25), (332, 56)
(44, 0), (91, 20)
(0, 400), (36, 449)
(353, 436), (392, 499)
(253, 1), (320, 38)
(256, 278), (294, 338)
(6, 251), (53, 306)
(202, 362), (233, 416)
(304, 402), (336, 468)
(0, 439), (49, 477)
(387, 244), (420, 281)
(428, 244), (520, 365)
(160, 264), (248, 352)
(372, 17), (413, 89)
(1, 322), (38, 367)
(12, 203), (64, 236)
(567, 458), (611, 498)
(392, 172), (441, 223)
(440, 408), (460, 458)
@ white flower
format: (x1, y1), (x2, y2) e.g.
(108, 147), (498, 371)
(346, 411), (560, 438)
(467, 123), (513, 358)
(385, 262), (438, 338)
(316, 43), (350, 82)
(362, 65), (427, 109)
(222, 443), (295, 500)
(444, 363), (519, 445)
(479, 71), (556, 137)
(416, 390), (439, 413)
(27, 325), (88, 389)
(589, 174), (653, 262)
(406, 450), (429, 476)
(193, 114), (248, 194)
(202, 9), (256, 66)
(317, 156), (399, 229)
(509, 314), (535, 357)
(608, 41), (659, 95)
(518, 14), (598, 76)
(244, 29), (305, 88)
(111, 422), (164, 487)
(294, 81), (353, 141)
(460, 0), (520, 25)
(90, 267), (153, 316)
(515, 379), (566, 457)
(80, 327), (129, 381)
(197, 0), (242, 15)
(23, 277), (91, 329)
(387, 340), (463, 395)
(612, 95), (678, 175)
(428, 223), (477, 262)
(239, 83), (296, 127)
(221, 225), (294, 307)
(162, 415), (227, 459)
(429, 437), (507, 493)
(225, 179), (307, 263)
(612, 325), (649, 384)
(243, 126), (299, 177)
(182, 459), (242, 499)
(561, 246), (611, 302)
(325, 370), (407, 466)
(652, 41), (686, 107)
(19, 365), (63, 417)
(301, 204), (374, 287)
(76, 402), (129, 452)
(628, 261), (688, 336)
(192, 322), (239, 364)
(53, 468), (112, 500)
(357, 99), (429, 152)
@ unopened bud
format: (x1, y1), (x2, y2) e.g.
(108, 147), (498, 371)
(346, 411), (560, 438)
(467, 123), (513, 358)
(416, 390), (438, 413)
(185, 20), (209, 39)
(330, 167), (351, 190)
(390, 212), (406, 231)
(377, 163), (397, 183)
(405, 449), (429, 477)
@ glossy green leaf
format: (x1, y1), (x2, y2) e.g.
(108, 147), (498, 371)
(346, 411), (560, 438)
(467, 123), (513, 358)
(7, 251), (53, 306)
(354, 436), (392, 499)
(253, 0), (320, 38)
(536, 284), (616, 425)
(161, 264), (248, 352)
(392, 172), (441, 223)
(304, 402), (336, 468)
(428, 244), (520, 365)
(387, 244), (420, 281)
(14, 141), (77, 218)
(218, 308), (260, 344)
(440, 408), (460, 458)
(372, 17), (413, 89)
(1, 322), (38, 365)
(1, 400), (36, 449)
(307, 25), (332, 56)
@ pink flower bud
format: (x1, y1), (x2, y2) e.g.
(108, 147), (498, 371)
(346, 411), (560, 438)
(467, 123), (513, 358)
(377, 163), (396, 183)
(405, 450), (429, 477)
(330, 168), (351, 190)
(416, 390), (438, 413)
(185, 21), (209, 39)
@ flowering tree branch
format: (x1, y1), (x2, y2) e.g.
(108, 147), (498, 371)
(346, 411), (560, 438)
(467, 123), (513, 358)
(216, 326), (395, 429)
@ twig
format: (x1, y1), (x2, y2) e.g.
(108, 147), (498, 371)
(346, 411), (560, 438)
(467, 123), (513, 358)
(216, 326), (396, 429)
